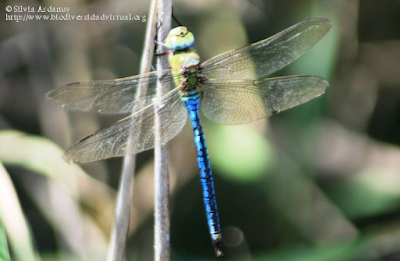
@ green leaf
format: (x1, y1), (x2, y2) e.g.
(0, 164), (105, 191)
(0, 220), (10, 261)
(0, 162), (38, 261)
(0, 130), (66, 180)
(328, 168), (400, 218)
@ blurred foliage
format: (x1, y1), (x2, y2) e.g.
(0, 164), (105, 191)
(0, 160), (37, 261)
(0, 220), (11, 261)
(207, 123), (273, 182)
(1, 0), (400, 260)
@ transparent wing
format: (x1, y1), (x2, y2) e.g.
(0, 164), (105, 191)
(201, 75), (328, 124)
(63, 89), (187, 163)
(200, 18), (331, 80)
(47, 69), (175, 114)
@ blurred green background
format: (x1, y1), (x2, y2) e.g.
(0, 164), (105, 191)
(1, 0), (400, 260)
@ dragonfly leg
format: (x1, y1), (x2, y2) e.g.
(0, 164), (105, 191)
(154, 48), (172, 57)
(172, 10), (183, 26)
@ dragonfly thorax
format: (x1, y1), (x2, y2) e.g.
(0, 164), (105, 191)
(170, 50), (202, 92)
(169, 51), (200, 72)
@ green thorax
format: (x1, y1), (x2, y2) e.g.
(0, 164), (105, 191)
(169, 51), (201, 91)
(169, 51), (200, 75)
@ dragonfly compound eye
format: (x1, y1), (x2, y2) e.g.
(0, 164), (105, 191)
(165, 27), (195, 51)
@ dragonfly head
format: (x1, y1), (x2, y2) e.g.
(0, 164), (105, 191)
(165, 26), (195, 51)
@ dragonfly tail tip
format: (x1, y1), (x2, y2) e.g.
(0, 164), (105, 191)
(213, 241), (224, 257)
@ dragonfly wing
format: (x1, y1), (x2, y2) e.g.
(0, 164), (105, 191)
(201, 75), (328, 124)
(200, 18), (331, 80)
(63, 89), (187, 163)
(48, 69), (175, 114)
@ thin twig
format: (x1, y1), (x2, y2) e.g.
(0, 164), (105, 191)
(106, 2), (158, 260)
(154, 0), (172, 260)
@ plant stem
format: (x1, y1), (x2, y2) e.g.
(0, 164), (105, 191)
(154, 0), (172, 260)
(106, 1), (158, 260)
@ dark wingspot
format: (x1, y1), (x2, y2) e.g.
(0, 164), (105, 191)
(65, 82), (81, 86)
(77, 133), (95, 142)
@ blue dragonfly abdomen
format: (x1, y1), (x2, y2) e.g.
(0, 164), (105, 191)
(182, 89), (223, 256)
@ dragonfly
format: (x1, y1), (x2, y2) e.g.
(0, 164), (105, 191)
(48, 18), (332, 257)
